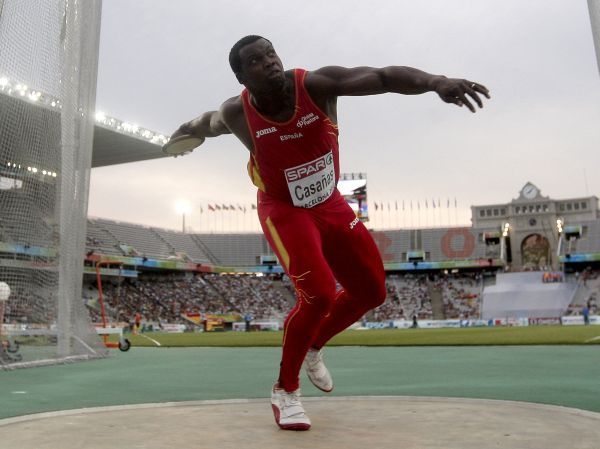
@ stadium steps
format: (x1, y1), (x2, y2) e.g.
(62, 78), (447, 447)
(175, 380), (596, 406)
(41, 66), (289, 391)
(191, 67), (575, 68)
(190, 235), (221, 265)
(428, 281), (446, 320)
(86, 220), (122, 255)
(150, 229), (177, 256)
(151, 228), (211, 264)
(567, 278), (588, 308)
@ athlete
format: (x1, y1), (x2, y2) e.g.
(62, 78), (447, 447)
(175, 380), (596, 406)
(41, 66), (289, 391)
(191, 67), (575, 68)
(168, 35), (490, 430)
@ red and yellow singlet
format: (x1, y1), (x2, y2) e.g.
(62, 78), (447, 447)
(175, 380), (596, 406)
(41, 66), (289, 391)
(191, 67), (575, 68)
(242, 68), (340, 208)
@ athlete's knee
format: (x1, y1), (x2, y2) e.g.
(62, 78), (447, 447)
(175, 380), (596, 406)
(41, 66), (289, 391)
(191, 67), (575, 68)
(294, 280), (337, 315)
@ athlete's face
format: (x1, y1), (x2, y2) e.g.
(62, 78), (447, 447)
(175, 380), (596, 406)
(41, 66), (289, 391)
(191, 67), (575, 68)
(237, 39), (285, 91)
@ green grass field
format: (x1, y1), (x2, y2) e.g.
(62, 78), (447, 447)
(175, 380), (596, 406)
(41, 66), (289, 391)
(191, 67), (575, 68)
(118, 325), (600, 347)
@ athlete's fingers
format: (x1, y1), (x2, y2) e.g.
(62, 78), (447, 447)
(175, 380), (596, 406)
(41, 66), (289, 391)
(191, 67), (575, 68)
(470, 82), (491, 99)
(456, 91), (475, 112)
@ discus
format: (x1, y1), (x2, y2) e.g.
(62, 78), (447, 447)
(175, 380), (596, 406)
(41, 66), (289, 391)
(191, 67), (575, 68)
(162, 134), (205, 156)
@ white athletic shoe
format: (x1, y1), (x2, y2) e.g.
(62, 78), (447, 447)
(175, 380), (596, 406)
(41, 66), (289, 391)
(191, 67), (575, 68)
(304, 348), (334, 392)
(271, 383), (311, 431)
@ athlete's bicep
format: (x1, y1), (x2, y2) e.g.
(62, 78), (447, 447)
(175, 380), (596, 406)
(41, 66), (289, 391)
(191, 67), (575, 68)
(307, 66), (387, 97)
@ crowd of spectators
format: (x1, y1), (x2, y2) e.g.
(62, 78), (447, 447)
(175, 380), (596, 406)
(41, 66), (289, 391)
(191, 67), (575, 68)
(2, 286), (55, 326)
(436, 273), (482, 319)
(86, 272), (492, 327)
(88, 272), (293, 326)
(565, 268), (600, 317)
(369, 274), (433, 321)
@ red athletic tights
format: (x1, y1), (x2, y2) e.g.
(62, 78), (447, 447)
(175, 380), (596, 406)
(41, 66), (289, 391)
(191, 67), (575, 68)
(258, 191), (386, 392)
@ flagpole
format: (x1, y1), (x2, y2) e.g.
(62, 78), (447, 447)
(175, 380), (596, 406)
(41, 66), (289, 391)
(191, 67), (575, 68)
(454, 198), (458, 227)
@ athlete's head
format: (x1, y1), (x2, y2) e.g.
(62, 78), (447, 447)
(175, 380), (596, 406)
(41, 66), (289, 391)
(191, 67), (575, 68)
(229, 35), (268, 74)
(229, 35), (285, 90)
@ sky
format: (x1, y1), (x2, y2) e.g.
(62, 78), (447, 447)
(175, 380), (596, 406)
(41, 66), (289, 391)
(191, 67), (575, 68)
(89, 0), (600, 233)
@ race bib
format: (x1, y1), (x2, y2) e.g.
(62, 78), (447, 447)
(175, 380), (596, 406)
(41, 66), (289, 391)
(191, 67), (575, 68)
(284, 151), (335, 208)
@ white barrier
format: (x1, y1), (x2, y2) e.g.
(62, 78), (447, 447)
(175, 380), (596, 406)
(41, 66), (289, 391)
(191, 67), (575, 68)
(160, 324), (187, 333)
(361, 316), (600, 329)
(232, 321), (280, 331)
(561, 316), (585, 326)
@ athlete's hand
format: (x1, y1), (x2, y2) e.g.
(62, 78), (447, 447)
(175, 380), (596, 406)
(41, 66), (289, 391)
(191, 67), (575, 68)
(434, 78), (490, 112)
(171, 119), (202, 140)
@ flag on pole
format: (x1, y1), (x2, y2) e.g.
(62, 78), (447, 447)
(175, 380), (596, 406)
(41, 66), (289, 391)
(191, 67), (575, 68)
(432, 198), (436, 209)
(222, 204), (228, 210)
(208, 204), (215, 212)
(230, 204), (236, 210)
(447, 198), (450, 208)
(237, 204), (243, 211)
(251, 203), (257, 210)
(200, 206), (204, 214)
(215, 204), (221, 210)
(402, 200), (405, 211)
(425, 199), (428, 209)
(395, 201), (398, 211)
(374, 202), (379, 211)
(454, 198), (458, 208)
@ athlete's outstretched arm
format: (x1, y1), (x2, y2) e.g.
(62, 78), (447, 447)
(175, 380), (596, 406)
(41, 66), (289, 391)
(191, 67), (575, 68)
(307, 66), (490, 112)
(170, 109), (231, 143)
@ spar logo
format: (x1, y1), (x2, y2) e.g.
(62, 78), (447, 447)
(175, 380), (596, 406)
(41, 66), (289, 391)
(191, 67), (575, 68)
(255, 126), (277, 139)
(296, 112), (319, 128)
(284, 152), (333, 182)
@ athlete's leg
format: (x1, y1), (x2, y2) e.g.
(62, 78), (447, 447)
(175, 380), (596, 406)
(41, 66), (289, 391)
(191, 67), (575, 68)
(310, 200), (386, 349)
(258, 196), (337, 392)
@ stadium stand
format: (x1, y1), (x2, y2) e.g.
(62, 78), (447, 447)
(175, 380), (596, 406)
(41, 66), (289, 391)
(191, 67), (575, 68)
(481, 272), (577, 319)
(86, 219), (122, 256)
(561, 220), (600, 254)
(92, 218), (172, 259)
(88, 273), (295, 325)
(439, 273), (483, 319)
(151, 227), (211, 264)
(0, 197), (56, 248)
(33, 211), (600, 326)
(565, 269), (600, 316)
(370, 227), (493, 263)
(194, 233), (271, 267)
(85, 271), (465, 327)
(369, 274), (433, 321)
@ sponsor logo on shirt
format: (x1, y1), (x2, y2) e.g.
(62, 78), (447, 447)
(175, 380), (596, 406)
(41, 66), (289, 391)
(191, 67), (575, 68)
(255, 126), (277, 139)
(296, 112), (319, 128)
(349, 217), (360, 230)
(284, 152), (333, 182)
(284, 151), (335, 209)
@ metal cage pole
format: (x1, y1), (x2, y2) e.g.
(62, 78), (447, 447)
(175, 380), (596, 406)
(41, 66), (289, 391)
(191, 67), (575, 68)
(589, 0), (600, 76)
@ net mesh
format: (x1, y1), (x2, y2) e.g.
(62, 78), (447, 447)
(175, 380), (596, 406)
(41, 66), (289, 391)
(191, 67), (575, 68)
(0, 0), (107, 368)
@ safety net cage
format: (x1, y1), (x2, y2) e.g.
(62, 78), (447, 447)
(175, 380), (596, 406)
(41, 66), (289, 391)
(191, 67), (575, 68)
(0, 0), (108, 368)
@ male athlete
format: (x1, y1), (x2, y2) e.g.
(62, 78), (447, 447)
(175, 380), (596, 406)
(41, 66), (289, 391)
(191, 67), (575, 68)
(168, 35), (490, 430)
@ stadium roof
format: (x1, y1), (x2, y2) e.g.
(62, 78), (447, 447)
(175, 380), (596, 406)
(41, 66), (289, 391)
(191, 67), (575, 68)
(92, 122), (169, 167)
(0, 77), (170, 168)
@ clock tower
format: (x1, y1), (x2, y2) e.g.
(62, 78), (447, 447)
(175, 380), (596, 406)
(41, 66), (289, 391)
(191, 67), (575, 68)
(471, 183), (599, 270)
(519, 182), (540, 200)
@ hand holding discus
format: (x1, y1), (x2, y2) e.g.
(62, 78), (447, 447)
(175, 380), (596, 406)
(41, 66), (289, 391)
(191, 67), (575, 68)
(162, 134), (205, 156)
